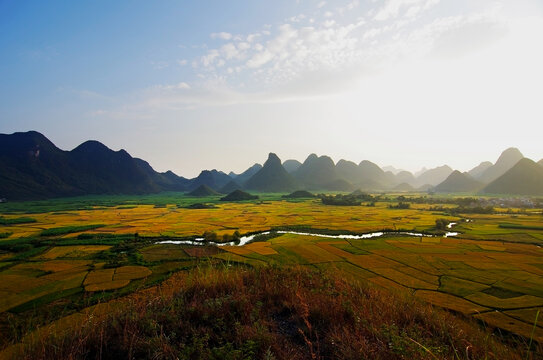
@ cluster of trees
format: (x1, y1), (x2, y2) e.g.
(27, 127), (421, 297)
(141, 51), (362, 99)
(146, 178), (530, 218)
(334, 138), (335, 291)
(320, 193), (374, 206)
(435, 218), (451, 230)
(203, 230), (241, 243)
(391, 196), (479, 206)
(429, 205), (494, 215)
(451, 206), (494, 214)
(388, 202), (411, 209)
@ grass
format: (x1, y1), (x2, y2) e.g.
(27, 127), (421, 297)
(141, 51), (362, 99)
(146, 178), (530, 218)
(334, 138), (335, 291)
(499, 223), (543, 231)
(439, 276), (489, 297)
(7, 266), (530, 360)
(84, 280), (130, 292)
(40, 224), (105, 237)
(37, 245), (111, 259)
(112, 266), (152, 281)
(0, 217), (36, 225)
(139, 244), (190, 262)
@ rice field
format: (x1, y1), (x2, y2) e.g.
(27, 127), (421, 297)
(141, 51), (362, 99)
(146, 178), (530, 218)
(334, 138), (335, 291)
(0, 201), (458, 239)
(0, 195), (543, 348)
(217, 232), (543, 342)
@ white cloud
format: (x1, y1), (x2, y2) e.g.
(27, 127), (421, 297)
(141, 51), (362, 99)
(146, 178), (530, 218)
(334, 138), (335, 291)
(201, 49), (220, 67)
(247, 50), (274, 68)
(95, 1), (542, 122)
(176, 82), (191, 89)
(374, 0), (439, 21)
(289, 14), (306, 22)
(317, 1), (326, 8)
(82, 2), (543, 177)
(246, 33), (261, 42)
(238, 42), (251, 51)
(210, 32), (233, 40)
(221, 43), (239, 60)
(152, 82), (191, 91)
(337, 0), (360, 15)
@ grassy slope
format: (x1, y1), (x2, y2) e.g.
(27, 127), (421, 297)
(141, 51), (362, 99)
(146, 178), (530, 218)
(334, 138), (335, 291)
(8, 266), (526, 360)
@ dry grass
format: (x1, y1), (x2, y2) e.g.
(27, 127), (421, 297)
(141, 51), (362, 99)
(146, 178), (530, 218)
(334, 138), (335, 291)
(82, 266), (151, 292)
(139, 244), (189, 262)
(10, 266), (531, 360)
(415, 290), (489, 315)
(83, 269), (114, 286)
(37, 245), (111, 259)
(244, 241), (278, 255)
(113, 266), (152, 281)
(84, 280), (130, 292)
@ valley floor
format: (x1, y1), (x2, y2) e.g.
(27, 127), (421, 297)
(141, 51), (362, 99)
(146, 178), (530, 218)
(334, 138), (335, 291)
(0, 193), (542, 358)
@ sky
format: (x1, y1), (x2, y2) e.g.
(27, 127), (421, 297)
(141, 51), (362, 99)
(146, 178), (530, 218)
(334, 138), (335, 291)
(1, 0), (542, 177)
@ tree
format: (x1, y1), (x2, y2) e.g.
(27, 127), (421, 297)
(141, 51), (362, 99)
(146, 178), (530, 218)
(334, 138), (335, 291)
(435, 219), (448, 231)
(203, 231), (218, 242)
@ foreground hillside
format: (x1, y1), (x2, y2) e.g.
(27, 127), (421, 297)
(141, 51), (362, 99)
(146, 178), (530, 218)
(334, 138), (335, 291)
(7, 266), (526, 360)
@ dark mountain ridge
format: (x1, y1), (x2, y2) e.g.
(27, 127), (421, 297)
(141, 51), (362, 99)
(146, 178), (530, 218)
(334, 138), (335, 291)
(232, 163), (262, 184)
(187, 170), (231, 191)
(2, 131), (540, 199)
(282, 159), (302, 173)
(244, 153), (298, 192)
(0, 131), (187, 200)
(293, 154), (338, 189)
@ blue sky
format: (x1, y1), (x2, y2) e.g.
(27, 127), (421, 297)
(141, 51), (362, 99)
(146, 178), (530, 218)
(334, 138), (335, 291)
(1, 0), (542, 177)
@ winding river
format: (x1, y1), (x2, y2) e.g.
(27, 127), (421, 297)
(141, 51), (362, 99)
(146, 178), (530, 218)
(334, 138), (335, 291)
(157, 223), (460, 247)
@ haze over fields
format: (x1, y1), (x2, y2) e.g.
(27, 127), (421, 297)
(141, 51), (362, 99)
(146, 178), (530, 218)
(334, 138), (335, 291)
(1, 1), (543, 176)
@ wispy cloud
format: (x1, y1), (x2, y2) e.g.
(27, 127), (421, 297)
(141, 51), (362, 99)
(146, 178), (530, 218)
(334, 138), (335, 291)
(91, 0), (524, 116)
(210, 32), (233, 40)
(373, 0), (439, 21)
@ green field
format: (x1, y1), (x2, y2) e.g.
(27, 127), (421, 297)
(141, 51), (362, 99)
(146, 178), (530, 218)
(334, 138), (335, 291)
(0, 192), (542, 357)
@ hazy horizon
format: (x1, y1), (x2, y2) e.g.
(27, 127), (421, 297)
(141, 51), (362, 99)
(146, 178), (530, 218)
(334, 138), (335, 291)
(3, 129), (539, 179)
(1, 0), (542, 177)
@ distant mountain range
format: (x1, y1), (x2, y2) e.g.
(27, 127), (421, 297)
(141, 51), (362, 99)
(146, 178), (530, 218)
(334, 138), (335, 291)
(476, 147), (524, 184)
(0, 131), (188, 200)
(245, 153), (298, 192)
(482, 159), (543, 196)
(434, 171), (483, 193)
(1, 131), (541, 200)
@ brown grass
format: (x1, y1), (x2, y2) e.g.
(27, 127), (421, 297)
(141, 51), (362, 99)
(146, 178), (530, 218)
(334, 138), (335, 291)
(83, 269), (114, 286)
(84, 280), (130, 292)
(113, 266), (152, 281)
(11, 266), (534, 360)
